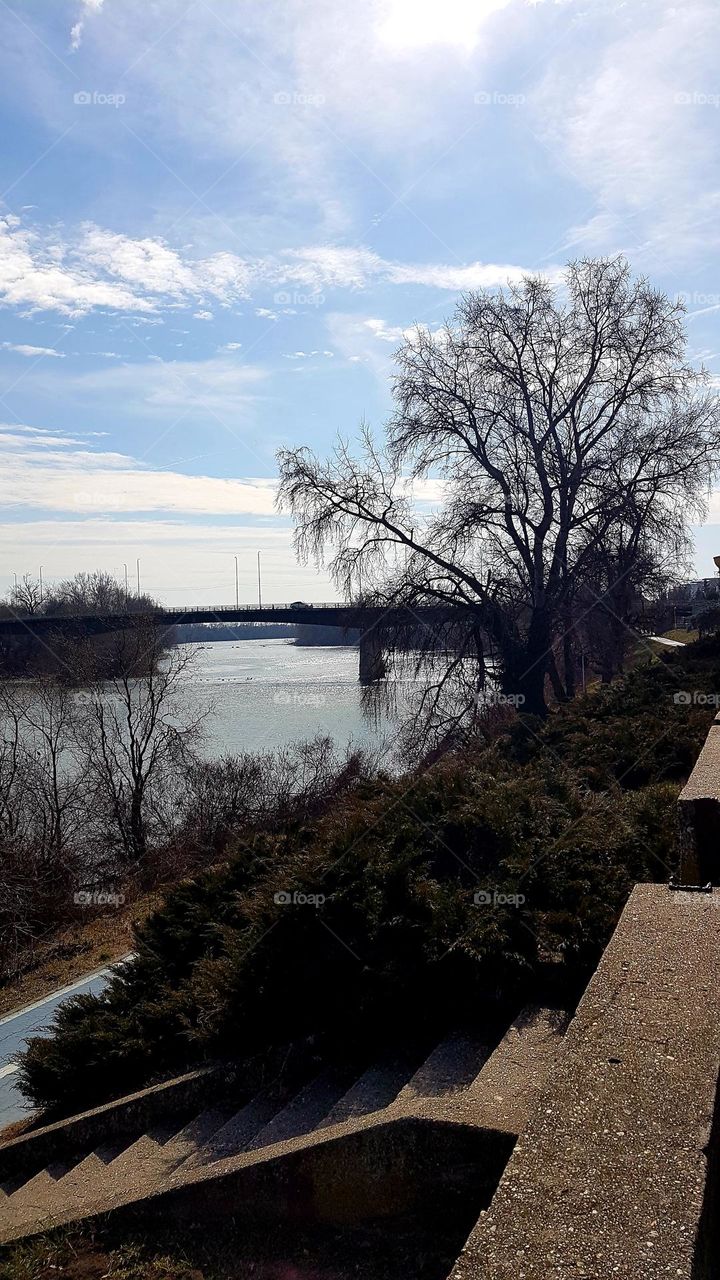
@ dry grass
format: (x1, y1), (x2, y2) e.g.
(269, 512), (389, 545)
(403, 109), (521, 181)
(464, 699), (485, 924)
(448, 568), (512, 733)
(0, 1214), (473, 1280)
(0, 894), (162, 1021)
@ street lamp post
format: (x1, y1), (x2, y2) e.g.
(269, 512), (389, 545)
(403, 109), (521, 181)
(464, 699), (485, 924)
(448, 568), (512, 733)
(257, 551), (262, 609)
(136, 558), (141, 596)
(39, 566), (44, 603)
(234, 555), (239, 608)
(123, 563), (129, 606)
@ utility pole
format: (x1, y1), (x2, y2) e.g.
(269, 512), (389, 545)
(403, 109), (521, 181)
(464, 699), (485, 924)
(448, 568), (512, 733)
(136, 558), (141, 596)
(234, 555), (239, 608)
(257, 551), (262, 608)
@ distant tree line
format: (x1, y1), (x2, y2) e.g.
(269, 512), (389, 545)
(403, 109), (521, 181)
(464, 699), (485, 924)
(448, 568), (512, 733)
(0, 570), (168, 678)
(174, 621), (294, 643)
(174, 621), (360, 647)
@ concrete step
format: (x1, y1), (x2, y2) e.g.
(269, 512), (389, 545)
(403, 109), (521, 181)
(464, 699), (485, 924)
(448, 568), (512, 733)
(317, 1061), (417, 1128)
(185, 1093), (282, 1168)
(4, 1166), (71, 1226)
(0, 1134), (148, 1236)
(395, 1034), (492, 1105)
(246, 1070), (353, 1151)
(99, 1126), (180, 1203)
(162, 1107), (234, 1170)
(19, 1152), (112, 1228)
(458, 1005), (568, 1132)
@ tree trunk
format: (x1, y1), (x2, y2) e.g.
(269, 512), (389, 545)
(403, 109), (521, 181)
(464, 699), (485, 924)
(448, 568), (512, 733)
(562, 616), (576, 700)
(498, 609), (551, 717)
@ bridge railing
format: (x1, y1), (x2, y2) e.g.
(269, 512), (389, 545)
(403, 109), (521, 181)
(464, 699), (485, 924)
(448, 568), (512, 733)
(2, 602), (347, 624)
(159, 602), (344, 615)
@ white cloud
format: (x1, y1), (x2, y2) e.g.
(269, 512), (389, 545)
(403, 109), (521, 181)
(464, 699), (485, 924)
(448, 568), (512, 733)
(70, 0), (105, 50)
(0, 215), (549, 320)
(81, 226), (252, 305)
(377, 0), (513, 51)
(0, 217), (154, 316)
(535, 0), (720, 263)
(0, 218), (253, 318)
(326, 312), (414, 375)
(0, 424), (277, 516)
(278, 246), (383, 290)
(327, 313), (443, 371)
(282, 350), (334, 359)
(362, 318), (410, 344)
(386, 260), (540, 289)
(66, 354), (267, 418)
(1, 342), (65, 358)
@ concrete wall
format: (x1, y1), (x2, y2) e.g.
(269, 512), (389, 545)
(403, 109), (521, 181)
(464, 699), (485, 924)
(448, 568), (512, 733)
(679, 713), (720, 882)
(0, 1066), (223, 1186)
(84, 1117), (515, 1236)
(448, 884), (720, 1280)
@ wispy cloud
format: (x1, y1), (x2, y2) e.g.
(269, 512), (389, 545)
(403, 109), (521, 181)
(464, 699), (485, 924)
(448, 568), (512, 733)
(0, 423), (277, 515)
(65, 353), (268, 418)
(1, 341), (65, 358)
(535, 0), (720, 263)
(70, 0), (105, 51)
(0, 215), (550, 319)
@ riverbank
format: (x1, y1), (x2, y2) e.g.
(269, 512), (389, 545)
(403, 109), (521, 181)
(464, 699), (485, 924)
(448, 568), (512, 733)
(19, 631), (720, 1118)
(0, 898), (159, 1022)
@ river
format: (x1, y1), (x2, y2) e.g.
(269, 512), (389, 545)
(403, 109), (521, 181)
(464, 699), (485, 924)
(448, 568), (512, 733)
(179, 638), (405, 763)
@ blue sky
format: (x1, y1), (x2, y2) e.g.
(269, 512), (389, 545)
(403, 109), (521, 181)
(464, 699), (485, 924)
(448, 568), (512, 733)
(1, 0), (720, 603)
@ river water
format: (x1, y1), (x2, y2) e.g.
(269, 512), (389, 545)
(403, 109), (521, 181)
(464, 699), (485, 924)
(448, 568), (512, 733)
(180, 638), (404, 763)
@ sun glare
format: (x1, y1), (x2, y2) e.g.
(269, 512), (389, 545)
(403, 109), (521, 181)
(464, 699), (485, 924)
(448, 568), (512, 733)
(377, 0), (513, 50)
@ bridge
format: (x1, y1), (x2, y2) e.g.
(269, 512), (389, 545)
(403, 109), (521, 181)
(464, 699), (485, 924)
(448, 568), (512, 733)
(0, 601), (452, 683)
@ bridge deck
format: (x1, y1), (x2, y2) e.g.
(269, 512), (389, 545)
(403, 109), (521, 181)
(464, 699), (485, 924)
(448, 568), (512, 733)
(0, 603), (452, 637)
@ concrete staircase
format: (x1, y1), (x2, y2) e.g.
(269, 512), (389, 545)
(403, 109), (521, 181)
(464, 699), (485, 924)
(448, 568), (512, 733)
(0, 1005), (566, 1245)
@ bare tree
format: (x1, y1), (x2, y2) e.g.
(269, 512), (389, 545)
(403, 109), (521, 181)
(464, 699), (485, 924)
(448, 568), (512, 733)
(42, 569), (157, 616)
(78, 627), (207, 869)
(17, 678), (89, 860)
(10, 574), (43, 616)
(279, 258), (720, 719)
(0, 678), (91, 977)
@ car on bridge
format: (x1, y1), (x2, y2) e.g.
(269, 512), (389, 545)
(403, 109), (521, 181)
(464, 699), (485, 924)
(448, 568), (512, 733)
(289, 601), (313, 609)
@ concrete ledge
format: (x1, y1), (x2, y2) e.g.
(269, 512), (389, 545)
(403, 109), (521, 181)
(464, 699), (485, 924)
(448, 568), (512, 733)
(448, 884), (720, 1280)
(0, 1066), (221, 1186)
(679, 724), (720, 882)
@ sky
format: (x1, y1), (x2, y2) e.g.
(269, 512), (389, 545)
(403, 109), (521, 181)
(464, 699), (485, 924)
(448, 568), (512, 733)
(1, 0), (720, 604)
